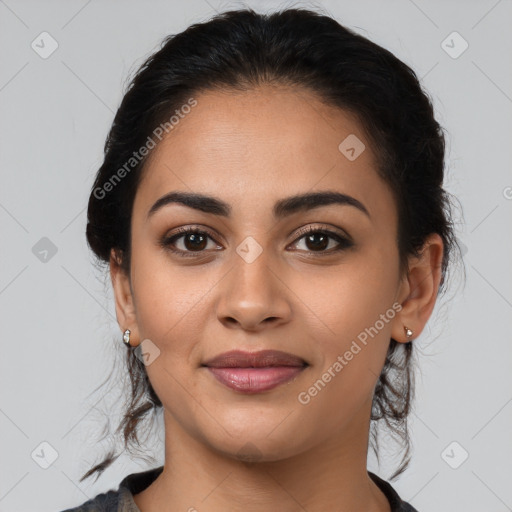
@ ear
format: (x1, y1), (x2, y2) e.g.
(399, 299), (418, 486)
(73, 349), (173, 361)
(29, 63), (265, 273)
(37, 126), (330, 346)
(391, 233), (444, 343)
(110, 248), (140, 346)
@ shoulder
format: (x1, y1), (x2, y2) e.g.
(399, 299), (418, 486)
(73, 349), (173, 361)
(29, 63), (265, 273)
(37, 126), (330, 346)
(57, 466), (163, 512)
(57, 488), (123, 512)
(368, 471), (419, 512)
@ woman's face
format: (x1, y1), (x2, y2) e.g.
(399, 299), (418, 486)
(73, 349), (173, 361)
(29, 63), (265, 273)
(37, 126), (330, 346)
(116, 85), (412, 461)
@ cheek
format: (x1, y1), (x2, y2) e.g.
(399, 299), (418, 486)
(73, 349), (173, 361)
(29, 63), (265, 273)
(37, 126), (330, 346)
(304, 248), (399, 343)
(300, 248), (400, 412)
(129, 254), (212, 414)
(129, 243), (208, 352)
(295, 268), (398, 431)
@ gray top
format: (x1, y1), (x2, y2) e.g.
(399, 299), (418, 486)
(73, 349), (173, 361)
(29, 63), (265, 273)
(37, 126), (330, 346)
(59, 466), (419, 511)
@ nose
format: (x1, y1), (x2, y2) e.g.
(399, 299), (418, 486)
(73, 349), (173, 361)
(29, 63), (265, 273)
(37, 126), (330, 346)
(215, 246), (292, 332)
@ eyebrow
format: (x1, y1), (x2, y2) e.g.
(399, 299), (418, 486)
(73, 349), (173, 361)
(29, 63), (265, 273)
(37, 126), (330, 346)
(146, 190), (370, 221)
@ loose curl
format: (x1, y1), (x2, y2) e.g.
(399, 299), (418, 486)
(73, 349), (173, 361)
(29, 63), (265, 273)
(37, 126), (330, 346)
(81, 7), (460, 483)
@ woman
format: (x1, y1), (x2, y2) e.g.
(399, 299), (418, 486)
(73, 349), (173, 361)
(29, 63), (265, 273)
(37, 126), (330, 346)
(61, 6), (458, 512)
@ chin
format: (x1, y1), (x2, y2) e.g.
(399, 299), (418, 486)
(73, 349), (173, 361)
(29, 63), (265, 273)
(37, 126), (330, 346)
(203, 426), (309, 464)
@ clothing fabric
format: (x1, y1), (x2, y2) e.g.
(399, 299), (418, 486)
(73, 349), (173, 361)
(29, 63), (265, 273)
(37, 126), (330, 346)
(59, 465), (418, 511)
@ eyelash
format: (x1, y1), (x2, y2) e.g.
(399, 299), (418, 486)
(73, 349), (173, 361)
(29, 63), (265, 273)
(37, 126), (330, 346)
(160, 225), (353, 258)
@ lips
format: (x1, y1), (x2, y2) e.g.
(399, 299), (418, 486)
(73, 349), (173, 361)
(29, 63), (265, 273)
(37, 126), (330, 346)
(202, 350), (308, 393)
(202, 349), (307, 368)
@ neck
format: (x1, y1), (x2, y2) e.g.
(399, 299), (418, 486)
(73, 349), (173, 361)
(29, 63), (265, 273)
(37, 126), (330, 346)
(133, 400), (390, 512)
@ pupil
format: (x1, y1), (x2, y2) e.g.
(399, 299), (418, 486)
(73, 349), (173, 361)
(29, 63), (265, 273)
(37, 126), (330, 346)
(307, 233), (328, 251)
(186, 233), (207, 251)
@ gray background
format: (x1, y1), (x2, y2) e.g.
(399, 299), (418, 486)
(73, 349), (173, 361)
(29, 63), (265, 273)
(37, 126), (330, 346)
(1, 0), (511, 511)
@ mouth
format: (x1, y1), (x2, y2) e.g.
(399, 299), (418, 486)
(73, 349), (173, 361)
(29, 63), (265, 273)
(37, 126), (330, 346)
(202, 350), (309, 394)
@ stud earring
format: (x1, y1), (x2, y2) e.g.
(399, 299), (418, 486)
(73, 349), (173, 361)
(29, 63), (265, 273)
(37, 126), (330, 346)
(404, 326), (413, 340)
(123, 329), (131, 347)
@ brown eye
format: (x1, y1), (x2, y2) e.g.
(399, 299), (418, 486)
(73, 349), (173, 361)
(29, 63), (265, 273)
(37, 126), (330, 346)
(161, 224), (353, 258)
(181, 232), (208, 251)
(161, 227), (221, 257)
(303, 232), (330, 251)
(291, 226), (353, 254)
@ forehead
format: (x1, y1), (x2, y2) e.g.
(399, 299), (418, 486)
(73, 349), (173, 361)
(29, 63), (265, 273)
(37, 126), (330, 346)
(134, 85), (393, 222)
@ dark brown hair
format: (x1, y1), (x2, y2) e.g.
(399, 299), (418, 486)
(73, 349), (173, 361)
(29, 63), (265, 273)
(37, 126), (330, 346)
(81, 6), (460, 483)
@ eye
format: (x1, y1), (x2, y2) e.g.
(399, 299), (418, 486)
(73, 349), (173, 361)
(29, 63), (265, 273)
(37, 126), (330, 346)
(160, 224), (353, 258)
(160, 226), (221, 257)
(289, 225), (353, 255)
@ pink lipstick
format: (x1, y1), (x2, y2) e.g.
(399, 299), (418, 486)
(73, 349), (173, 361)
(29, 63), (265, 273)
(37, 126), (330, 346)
(202, 349), (308, 393)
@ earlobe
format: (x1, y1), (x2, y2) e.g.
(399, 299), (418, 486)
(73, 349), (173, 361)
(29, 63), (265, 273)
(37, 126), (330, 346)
(110, 248), (140, 345)
(391, 233), (444, 343)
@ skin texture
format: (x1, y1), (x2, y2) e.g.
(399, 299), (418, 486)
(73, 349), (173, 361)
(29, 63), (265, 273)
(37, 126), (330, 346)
(110, 84), (443, 512)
